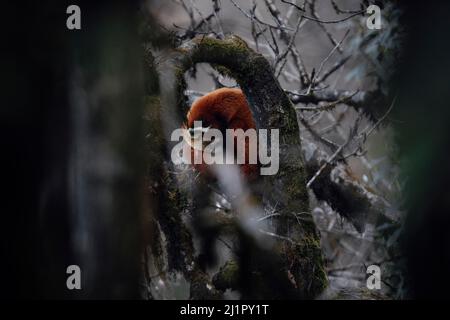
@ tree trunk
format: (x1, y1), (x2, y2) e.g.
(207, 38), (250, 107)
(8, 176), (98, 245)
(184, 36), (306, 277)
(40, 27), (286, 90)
(171, 35), (327, 298)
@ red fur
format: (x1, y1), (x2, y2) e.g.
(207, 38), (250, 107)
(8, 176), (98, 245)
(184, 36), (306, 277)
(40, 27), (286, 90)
(186, 88), (259, 179)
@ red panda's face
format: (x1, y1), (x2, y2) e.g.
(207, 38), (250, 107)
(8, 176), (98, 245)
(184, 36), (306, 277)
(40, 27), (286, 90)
(183, 125), (213, 151)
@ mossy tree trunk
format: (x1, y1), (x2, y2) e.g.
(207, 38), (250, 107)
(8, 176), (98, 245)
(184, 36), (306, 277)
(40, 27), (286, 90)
(142, 33), (223, 299)
(172, 36), (327, 298)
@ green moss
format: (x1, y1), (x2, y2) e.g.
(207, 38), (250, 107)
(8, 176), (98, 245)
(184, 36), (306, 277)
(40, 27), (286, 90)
(282, 237), (328, 297)
(174, 66), (190, 115)
(213, 260), (240, 291)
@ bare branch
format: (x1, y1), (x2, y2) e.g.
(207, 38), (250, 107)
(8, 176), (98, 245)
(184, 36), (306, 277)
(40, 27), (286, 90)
(296, 91), (358, 112)
(311, 29), (350, 88)
(306, 112), (362, 188)
(228, 0), (294, 31)
(282, 0), (365, 24)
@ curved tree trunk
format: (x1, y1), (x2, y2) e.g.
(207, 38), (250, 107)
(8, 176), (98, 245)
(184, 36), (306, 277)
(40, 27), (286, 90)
(169, 35), (327, 298)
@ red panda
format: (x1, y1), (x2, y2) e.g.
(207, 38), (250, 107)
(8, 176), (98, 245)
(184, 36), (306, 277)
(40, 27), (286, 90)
(185, 88), (259, 180)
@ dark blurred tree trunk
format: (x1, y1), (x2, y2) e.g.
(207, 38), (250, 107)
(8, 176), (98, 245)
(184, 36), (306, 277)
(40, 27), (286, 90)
(67, 1), (145, 299)
(1, 0), (144, 299)
(397, 1), (450, 299)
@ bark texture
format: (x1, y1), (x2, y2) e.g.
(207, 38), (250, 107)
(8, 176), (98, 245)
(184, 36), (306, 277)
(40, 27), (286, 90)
(170, 35), (328, 298)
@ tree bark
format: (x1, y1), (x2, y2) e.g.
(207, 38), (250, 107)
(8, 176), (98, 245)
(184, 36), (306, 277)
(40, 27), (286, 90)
(172, 35), (327, 298)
